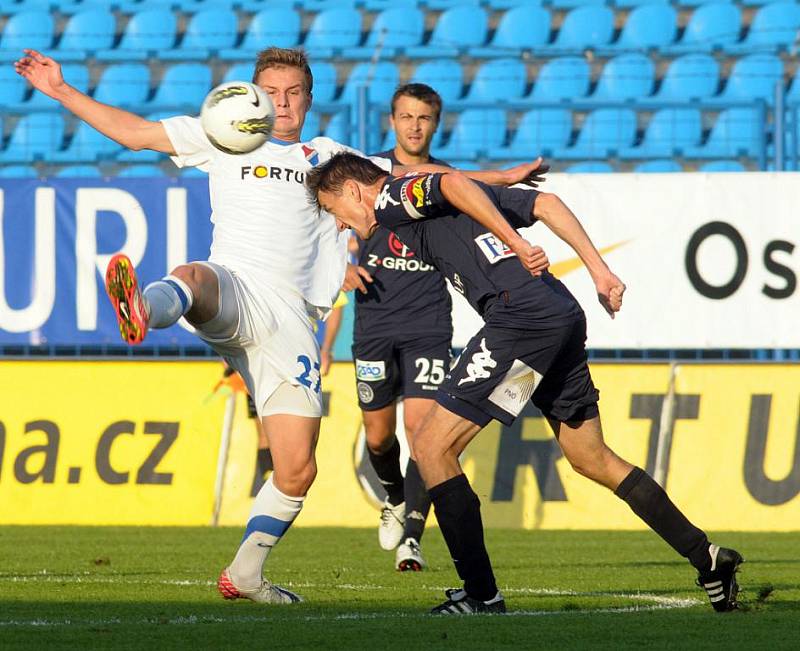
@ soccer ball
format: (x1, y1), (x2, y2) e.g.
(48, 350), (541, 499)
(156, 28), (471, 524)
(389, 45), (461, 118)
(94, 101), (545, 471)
(200, 81), (274, 155)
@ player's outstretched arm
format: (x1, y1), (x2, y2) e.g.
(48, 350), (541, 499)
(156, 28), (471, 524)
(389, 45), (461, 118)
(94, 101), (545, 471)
(533, 192), (625, 318)
(14, 49), (174, 154)
(438, 172), (548, 276)
(395, 158), (549, 188)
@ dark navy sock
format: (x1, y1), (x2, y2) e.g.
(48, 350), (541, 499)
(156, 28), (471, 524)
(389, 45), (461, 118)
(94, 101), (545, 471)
(403, 459), (431, 543)
(368, 437), (405, 506)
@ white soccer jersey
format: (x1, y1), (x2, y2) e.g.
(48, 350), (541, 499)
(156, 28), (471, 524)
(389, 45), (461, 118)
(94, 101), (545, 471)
(162, 116), (391, 317)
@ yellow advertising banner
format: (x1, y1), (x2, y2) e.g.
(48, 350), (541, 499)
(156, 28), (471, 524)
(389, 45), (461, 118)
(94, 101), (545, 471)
(1, 361), (798, 530)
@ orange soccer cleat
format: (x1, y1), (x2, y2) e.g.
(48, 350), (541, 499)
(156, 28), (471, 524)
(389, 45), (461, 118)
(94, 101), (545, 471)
(105, 253), (149, 345)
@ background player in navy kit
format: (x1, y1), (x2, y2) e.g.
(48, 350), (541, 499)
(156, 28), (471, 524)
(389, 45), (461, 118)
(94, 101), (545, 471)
(354, 84), (453, 571)
(307, 154), (744, 615)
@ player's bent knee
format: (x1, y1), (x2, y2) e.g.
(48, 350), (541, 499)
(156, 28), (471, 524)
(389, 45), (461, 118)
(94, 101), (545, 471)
(365, 429), (396, 455)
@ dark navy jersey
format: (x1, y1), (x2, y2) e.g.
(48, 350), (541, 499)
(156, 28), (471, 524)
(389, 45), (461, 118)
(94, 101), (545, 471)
(373, 173), (584, 327)
(354, 149), (452, 339)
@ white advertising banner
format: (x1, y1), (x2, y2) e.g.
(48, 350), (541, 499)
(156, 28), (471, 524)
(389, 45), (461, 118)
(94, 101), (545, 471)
(450, 172), (800, 349)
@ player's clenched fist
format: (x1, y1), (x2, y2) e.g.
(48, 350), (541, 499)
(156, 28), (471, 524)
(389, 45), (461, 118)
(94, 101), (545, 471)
(509, 238), (549, 277)
(595, 272), (626, 319)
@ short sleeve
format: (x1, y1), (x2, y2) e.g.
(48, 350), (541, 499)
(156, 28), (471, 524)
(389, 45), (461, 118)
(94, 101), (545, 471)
(374, 173), (447, 229)
(161, 116), (214, 171)
(487, 185), (539, 229)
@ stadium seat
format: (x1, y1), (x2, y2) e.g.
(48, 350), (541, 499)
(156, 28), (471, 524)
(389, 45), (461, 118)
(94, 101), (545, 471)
(716, 54), (784, 106)
(433, 108), (507, 159)
(50, 122), (122, 163)
(726, 2), (800, 54)
(786, 67), (800, 104)
(303, 0), (358, 10)
(303, 7), (362, 58)
(468, 4), (551, 58)
(462, 58), (527, 104)
(180, 166), (208, 177)
(664, 3), (741, 54)
(487, 108), (572, 160)
(619, 108), (702, 158)
(341, 7), (424, 59)
(362, 0), (417, 10)
(0, 65), (27, 111)
(92, 63), (150, 109)
(699, 160), (747, 171)
(0, 113), (64, 163)
(117, 164), (166, 177)
(143, 64), (212, 113)
(426, 0), (480, 8)
(338, 62), (399, 106)
(529, 57), (591, 102)
(613, 0), (674, 7)
(0, 11), (54, 62)
(564, 161), (614, 173)
(55, 9), (115, 61)
(160, 8), (238, 60)
(674, 0), (735, 7)
(310, 62), (338, 104)
(650, 54), (720, 102)
(301, 112), (321, 141)
(545, 6), (614, 53)
(96, 9), (177, 61)
(587, 54), (655, 102)
(561, 108), (637, 159)
(604, 4), (677, 52)
(550, 0), (606, 8)
(409, 60), (464, 103)
(405, 6), (488, 58)
(219, 8), (301, 60)
(633, 159), (684, 173)
(683, 108), (763, 158)
(54, 165), (103, 177)
(0, 164), (38, 178)
(222, 63), (254, 85)
(116, 148), (165, 164)
(324, 111), (350, 145)
(24, 63), (90, 111)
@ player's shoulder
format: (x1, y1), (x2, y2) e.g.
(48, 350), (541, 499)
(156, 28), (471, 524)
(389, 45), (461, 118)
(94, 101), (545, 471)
(307, 136), (353, 158)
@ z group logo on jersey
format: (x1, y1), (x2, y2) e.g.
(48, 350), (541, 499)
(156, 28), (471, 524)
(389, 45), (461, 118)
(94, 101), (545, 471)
(400, 175), (433, 219)
(355, 359), (386, 382)
(475, 233), (516, 264)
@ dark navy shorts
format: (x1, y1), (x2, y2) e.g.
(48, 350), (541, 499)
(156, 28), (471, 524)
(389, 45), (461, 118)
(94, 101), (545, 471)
(436, 318), (599, 427)
(352, 333), (452, 411)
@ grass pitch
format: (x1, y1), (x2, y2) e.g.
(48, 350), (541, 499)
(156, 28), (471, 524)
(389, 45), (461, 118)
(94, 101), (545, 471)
(0, 527), (797, 650)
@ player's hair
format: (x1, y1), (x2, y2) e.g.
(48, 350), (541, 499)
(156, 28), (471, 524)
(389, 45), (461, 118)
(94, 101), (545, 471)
(252, 47), (313, 96)
(390, 83), (443, 122)
(306, 153), (387, 211)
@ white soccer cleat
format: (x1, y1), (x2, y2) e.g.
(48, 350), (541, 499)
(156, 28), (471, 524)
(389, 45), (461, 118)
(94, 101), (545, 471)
(379, 498), (406, 550)
(217, 567), (303, 604)
(395, 537), (426, 572)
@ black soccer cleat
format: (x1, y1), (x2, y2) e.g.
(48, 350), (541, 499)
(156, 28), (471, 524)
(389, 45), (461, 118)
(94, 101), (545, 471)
(697, 544), (744, 612)
(430, 588), (506, 615)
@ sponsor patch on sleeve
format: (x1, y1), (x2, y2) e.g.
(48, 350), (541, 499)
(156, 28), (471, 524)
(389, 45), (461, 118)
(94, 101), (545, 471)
(400, 175), (433, 219)
(355, 359), (386, 382)
(474, 233), (517, 264)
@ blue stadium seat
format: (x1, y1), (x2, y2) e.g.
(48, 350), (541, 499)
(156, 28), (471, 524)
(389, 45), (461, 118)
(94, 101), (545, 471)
(486, 0), (544, 8)
(674, 0), (734, 7)
(310, 62), (338, 104)
(1, 0), (53, 15)
(405, 6), (488, 58)
(180, 166), (208, 177)
(92, 63), (150, 108)
(433, 108), (507, 159)
(634, 159), (684, 172)
(55, 165), (103, 177)
(604, 4), (677, 52)
(739, 0), (791, 5)
(143, 63), (212, 113)
(426, 0), (480, 8)
(468, 4), (551, 58)
(303, 0), (357, 9)
(0, 164), (38, 178)
(0, 11), (54, 62)
(562, 108), (637, 159)
(96, 9), (177, 61)
(303, 8), (362, 58)
(462, 58), (527, 103)
(160, 8), (238, 60)
(409, 60), (464, 103)
(222, 62), (254, 85)
(587, 54), (655, 102)
(683, 108), (763, 158)
(699, 160), (747, 171)
(786, 66), (800, 104)
(117, 164), (166, 177)
(726, 2), (800, 54)
(529, 57), (590, 102)
(550, 0), (606, 8)
(0, 113), (64, 163)
(55, 9), (115, 61)
(324, 111), (350, 145)
(362, 0), (418, 9)
(716, 54), (783, 106)
(342, 7), (424, 59)
(488, 108), (572, 160)
(50, 122), (121, 163)
(301, 112), (321, 141)
(613, 0), (673, 7)
(338, 62), (399, 106)
(564, 161), (614, 173)
(651, 54), (720, 102)
(619, 108), (701, 158)
(25, 63), (90, 111)
(546, 6), (614, 53)
(0, 65), (27, 111)
(664, 2), (741, 54)
(219, 8), (301, 60)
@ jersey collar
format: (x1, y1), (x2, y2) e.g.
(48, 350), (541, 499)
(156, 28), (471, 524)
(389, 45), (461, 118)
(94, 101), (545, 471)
(269, 135), (297, 146)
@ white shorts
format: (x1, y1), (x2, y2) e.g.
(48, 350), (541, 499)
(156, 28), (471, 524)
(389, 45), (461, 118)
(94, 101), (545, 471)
(194, 263), (323, 418)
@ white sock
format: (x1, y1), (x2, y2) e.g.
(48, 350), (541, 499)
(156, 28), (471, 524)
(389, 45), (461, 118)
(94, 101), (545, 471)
(142, 275), (194, 329)
(228, 476), (305, 591)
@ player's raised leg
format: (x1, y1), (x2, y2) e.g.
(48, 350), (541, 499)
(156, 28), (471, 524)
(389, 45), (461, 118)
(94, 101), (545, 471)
(549, 415), (743, 612)
(220, 403), (320, 604)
